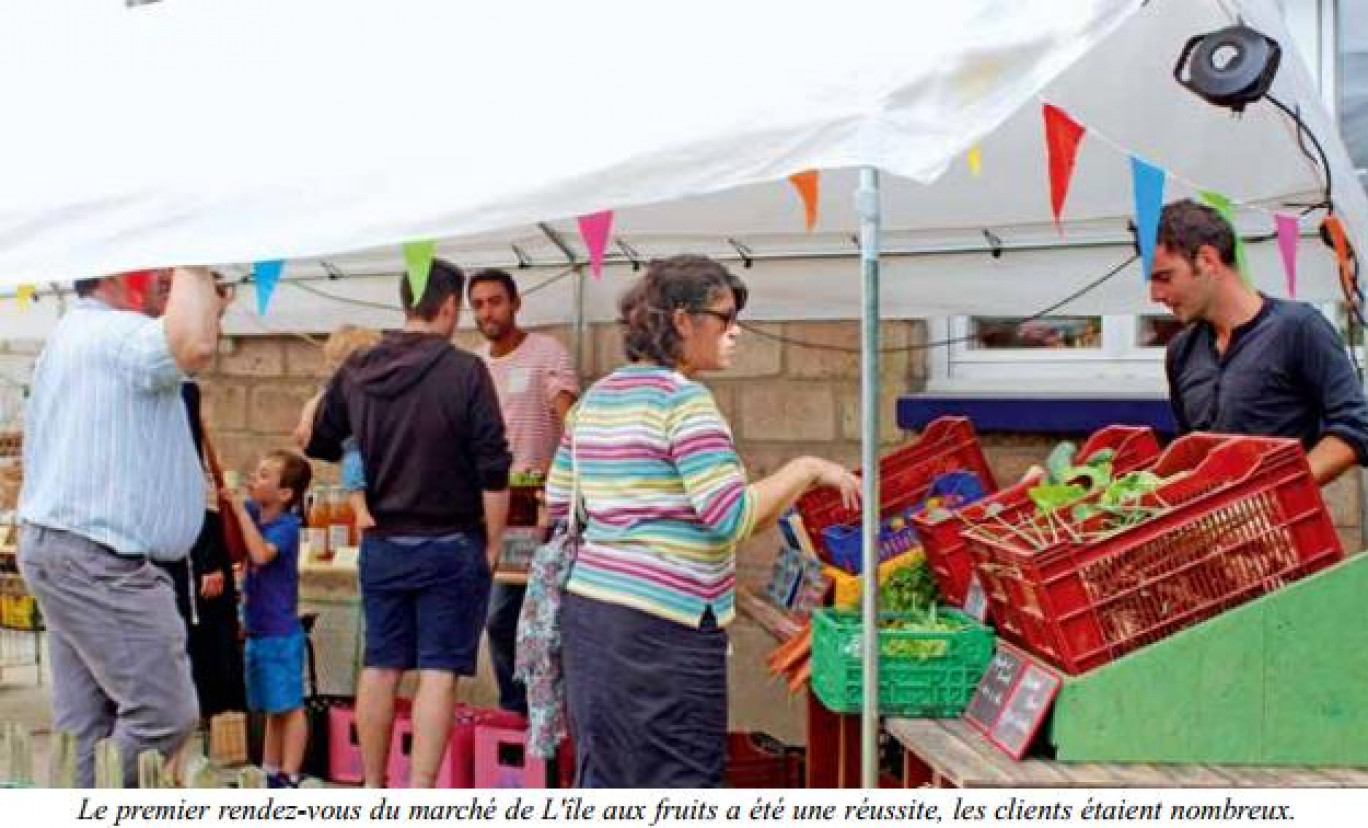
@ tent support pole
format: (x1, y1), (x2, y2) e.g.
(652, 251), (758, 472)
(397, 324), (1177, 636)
(856, 166), (882, 788)
(572, 265), (587, 378)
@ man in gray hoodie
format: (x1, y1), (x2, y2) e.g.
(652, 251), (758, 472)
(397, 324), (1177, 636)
(307, 259), (511, 788)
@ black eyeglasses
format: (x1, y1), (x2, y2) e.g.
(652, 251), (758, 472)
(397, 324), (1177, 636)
(693, 308), (739, 328)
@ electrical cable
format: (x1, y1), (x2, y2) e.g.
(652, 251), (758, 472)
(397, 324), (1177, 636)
(738, 252), (1140, 354)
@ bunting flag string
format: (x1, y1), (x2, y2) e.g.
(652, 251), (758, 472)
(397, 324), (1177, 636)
(253, 260), (284, 315)
(576, 211), (615, 280)
(1275, 213), (1300, 298)
(402, 240), (437, 302)
(787, 170), (820, 232)
(1040, 98), (1341, 294)
(1130, 156), (1165, 281)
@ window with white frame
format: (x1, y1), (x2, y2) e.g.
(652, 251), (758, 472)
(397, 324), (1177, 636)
(926, 316), (1181, 391)
(927, 0), (1349, 393)
(1339, 0), (1368, 187)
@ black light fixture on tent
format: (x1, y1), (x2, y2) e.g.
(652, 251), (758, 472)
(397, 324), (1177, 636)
(1175, 22), (1362, 321)
(1173, 23), (1282, 113)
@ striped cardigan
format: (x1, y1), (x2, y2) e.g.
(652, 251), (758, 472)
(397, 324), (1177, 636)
(545, 363), (757, 628)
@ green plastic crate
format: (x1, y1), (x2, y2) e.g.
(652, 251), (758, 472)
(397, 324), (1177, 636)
(810, 607), (994, 717)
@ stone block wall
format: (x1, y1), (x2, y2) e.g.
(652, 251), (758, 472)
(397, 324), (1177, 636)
(7, 321), (1365, 740)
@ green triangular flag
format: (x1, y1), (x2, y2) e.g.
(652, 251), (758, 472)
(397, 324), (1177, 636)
(402, 239), (436, 303)
(1199, 191), (1250, 286)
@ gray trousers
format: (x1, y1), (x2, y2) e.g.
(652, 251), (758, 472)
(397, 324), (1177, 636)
(18, 525), (199, 787)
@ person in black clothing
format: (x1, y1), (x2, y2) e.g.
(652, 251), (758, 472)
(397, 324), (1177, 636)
(145, 270), (247, 719)
(1152, 199), (1368, 484)
(305, 260), (511, 788)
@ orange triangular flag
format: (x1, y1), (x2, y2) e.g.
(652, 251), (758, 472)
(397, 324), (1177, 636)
(1323, 215), (1355, 300)
(1043, 104), (1087, 233)
(788, 170), (819, 232)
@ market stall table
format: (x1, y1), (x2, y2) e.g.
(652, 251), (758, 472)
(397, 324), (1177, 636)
(738, 585), (1368, 789)
(885, 718), (1368, 788)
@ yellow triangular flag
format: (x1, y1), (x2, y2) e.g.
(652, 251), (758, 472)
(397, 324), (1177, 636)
(16, 284), (35, 309)
(967, 145), (982, 177)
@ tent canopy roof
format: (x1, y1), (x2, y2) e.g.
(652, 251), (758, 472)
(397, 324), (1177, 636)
(0, 0), (1363, 334)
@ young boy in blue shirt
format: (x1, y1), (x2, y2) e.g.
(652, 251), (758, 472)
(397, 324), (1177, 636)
(224, 449), (313, 788)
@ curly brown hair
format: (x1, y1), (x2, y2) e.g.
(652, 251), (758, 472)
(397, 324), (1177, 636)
(618, 255), (748, 367)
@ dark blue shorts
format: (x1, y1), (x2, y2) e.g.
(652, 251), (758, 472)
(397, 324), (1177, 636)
(359, 532), (491, 674)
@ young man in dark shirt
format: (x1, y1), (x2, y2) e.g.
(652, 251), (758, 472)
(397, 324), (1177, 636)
(306, 259), (511, 787)
(1151, 199), (1368, 485)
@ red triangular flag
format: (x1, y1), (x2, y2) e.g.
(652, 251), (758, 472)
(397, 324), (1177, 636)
(788, 170), (820, 231)
(1043, 104), (1087, 233)
(1323, 215), (1354, 301)
(576, 210), (614, 280)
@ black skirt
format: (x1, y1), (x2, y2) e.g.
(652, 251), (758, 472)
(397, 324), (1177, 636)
(561, 592), (727, 788)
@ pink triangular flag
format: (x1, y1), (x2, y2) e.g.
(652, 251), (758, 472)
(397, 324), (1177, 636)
(1274, 213), (1300, 298)
(576, 210), (614, 280)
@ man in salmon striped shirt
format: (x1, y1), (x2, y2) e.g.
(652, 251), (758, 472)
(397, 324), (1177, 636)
(469, 268), (579, 715)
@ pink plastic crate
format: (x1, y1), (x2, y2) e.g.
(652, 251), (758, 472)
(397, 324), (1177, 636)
(473, 725), (548, 788)
(326, 705), (364, 784)
(385, 711), (460, 788)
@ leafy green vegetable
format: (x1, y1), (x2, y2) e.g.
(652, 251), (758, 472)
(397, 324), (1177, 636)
(1082, 447), (1116, 467)
(879, 559), (939, 614)
(1044, 441), (1078, 484)
(1028, 482), (1087, 514)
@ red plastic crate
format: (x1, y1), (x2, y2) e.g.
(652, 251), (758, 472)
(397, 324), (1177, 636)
(912, 425), (1161, 606)
(794, 417), (997, 572)
(961, 433), (1343, 674)
(725, 732), (804, 788)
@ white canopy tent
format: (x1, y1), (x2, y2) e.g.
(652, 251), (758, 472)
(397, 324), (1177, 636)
(0, 0), (1364, 337)
(3, 0), (1368, 785)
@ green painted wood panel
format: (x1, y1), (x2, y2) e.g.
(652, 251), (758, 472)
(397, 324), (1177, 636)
(1051, 554), (1368, 766)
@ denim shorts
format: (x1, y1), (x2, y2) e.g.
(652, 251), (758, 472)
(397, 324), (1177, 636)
(359, 532), (491, 674)
(245, 629), (306, 714)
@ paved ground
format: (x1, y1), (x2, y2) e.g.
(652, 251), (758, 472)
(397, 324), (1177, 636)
(0, 630), (53, 785)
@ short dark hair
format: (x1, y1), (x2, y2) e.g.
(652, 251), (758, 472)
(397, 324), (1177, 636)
(266, 449), (313, 515)
(1157, 199), (1237, 267)
(400, 258), (465, 320)
(619, 255), (748, 366)
(74, 278), (101, 298)
(467, 268), (519, 301)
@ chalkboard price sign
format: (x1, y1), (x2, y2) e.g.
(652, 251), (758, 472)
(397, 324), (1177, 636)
(964, 648), (1024, 733)
(964, 644), (1062, 760)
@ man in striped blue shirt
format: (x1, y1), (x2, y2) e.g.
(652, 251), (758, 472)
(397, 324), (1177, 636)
(18, 267), (223, 787)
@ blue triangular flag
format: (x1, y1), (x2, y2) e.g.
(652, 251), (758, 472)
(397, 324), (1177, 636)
(1130, 156), (1166, 281)
(254, 260), (284, 315)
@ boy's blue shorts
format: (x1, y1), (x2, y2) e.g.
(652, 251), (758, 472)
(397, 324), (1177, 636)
(245, 628), (306, 714)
